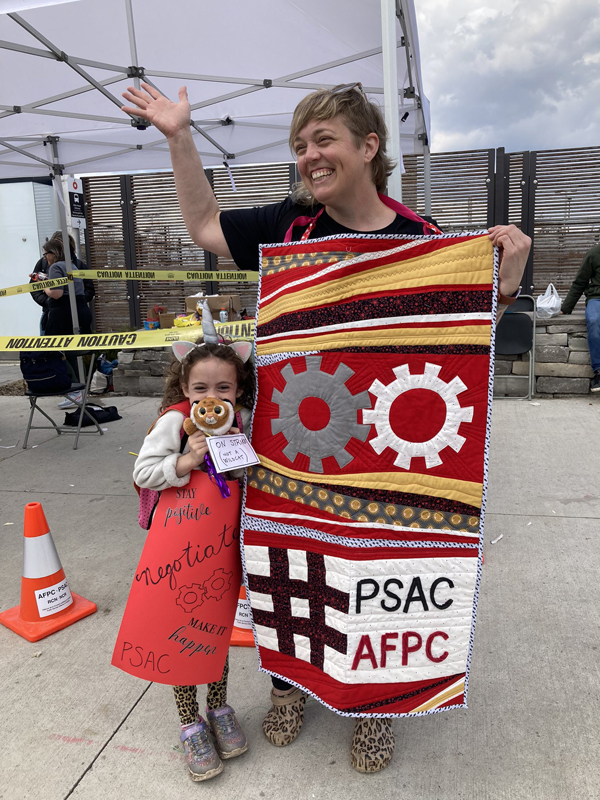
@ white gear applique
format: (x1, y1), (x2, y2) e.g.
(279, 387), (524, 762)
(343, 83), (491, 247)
(362, 362), (474, 470)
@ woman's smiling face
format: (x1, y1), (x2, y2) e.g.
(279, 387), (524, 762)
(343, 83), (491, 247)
(293, 115), (379, 207)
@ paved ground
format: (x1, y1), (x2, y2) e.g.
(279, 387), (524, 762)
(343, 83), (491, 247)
(0, 361), (22, 387)
(1, 389), (599, 800)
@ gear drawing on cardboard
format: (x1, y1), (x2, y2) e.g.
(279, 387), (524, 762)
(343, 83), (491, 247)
(271, 356), (370, 473)
(362, 362), (474, 470)
(176, 584), (207, 614)
(204, 568), (233, 601)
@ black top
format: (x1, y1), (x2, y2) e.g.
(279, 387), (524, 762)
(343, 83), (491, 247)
(220, 196), (433, 271)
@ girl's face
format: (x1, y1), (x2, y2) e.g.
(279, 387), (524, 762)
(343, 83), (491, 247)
(182, 357), (241, 407)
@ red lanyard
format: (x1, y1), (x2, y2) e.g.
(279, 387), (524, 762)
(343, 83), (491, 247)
(283, 194), (442, 243)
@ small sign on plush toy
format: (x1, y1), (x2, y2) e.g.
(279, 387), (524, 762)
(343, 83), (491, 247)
(207, 433), (260, 472)
(183, 396), (260, 485)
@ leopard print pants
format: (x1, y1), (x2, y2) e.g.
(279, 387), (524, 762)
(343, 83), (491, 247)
(173, 655), (229, 725)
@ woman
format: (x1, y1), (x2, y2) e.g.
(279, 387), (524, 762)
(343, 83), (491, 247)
(30, 232), (94, 335)
(122, 81), (531, 773)
(43, 238), (92, 404)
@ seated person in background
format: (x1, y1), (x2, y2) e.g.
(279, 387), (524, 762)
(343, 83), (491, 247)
(561, 243), (600, 392)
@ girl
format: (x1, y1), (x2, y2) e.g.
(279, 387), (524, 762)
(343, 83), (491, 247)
(131, 331), (254, 782)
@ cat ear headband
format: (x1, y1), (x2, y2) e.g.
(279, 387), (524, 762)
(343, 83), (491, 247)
(171, 299), (252, 365)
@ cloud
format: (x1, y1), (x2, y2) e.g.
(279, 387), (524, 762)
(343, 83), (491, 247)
(416, 0), (600, 152)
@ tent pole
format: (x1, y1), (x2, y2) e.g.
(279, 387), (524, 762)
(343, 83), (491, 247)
(381, 0), (402, 202)
(125, 0), (141, 90)
(48, 137), (84, 383)
(423, 145), (432, 216)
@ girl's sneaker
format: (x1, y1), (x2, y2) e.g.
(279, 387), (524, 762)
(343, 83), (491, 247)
(180, 718), (223, 781)
(206, 704), (248, 759)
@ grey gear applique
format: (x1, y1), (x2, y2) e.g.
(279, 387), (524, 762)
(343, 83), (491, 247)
(271, 356), (370, 473)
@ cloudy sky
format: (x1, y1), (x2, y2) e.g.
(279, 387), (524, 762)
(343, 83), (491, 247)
(415, 0), (600, 153)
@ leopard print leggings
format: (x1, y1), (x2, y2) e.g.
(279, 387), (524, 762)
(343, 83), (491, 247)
(173, 655), (229, 725)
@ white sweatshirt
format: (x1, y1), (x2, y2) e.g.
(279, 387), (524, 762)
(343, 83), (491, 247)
(133, 406), (252, 492)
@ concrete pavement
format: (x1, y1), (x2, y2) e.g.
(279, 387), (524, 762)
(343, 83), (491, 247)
(1, 393), (599, 800)
(0, 361), (22, 388)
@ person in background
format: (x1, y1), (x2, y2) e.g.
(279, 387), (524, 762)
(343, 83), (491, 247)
(43, 238), (92, 408)
(29, 231), (95, 335)
(561, 243), (600, 393)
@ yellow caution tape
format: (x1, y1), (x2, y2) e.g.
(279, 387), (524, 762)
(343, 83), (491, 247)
(0, 320), (255, 352)
(0, 269), (258, 300)
(75, 269), (259, 282)
(0, 276), (70, 298)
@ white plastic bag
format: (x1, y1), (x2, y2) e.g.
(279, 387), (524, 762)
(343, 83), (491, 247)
(536, 283), (561, 318)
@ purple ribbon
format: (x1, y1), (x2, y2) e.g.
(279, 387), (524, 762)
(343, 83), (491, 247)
(204, 453), (230, 498)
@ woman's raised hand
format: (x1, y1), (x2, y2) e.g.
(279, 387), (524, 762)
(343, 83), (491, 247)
(121, 82), (191, 139)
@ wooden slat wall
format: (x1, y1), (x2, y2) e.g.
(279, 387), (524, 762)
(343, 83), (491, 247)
(83, 176), (130, 333)
(130, 172), (209, 322)
(403, 149), (493, 231)
(529, 147), (600, 299)
(507, 151), (525, 228)
(84, 145), (600, 330)
(212, 163), (292, 316)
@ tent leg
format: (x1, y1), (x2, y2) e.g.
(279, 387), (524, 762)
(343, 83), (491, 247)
(424, 146), (432, 217)
(49, 138), (83, 383)
(381, 0), (402, 203)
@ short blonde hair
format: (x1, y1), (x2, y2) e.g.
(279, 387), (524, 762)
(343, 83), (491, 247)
(289, 84), (396, 205)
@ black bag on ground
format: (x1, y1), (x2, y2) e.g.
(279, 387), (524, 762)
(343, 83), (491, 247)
(63, 404), (122, 427)
(20, 352), (71, 393)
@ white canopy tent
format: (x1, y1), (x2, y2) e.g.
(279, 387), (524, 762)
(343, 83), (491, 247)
(0, 0), (431, 201)
(0, 0), (432, 367)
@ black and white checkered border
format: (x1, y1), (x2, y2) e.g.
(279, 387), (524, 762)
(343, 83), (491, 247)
(255, 666), (467, 719)
(462, 243), (499, 706)
(256, 350), (319, 367)
(258, 230), (491, 257)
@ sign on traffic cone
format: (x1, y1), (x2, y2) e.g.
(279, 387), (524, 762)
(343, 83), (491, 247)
(0, 502), (97, 642)
(230, 586), (254, 647)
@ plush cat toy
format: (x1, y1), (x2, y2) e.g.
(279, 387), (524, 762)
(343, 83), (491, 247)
(183, 398), (235, 438)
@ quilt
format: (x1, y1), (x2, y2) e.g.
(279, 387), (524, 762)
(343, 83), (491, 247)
(241, 232), (497, 716)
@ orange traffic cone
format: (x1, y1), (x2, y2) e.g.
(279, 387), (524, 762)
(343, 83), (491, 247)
(0, 502), (97, 642)
(230, 586), (254, 647)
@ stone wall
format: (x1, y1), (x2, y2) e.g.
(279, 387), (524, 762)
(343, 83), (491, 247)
(494, 312), (593, 397)
(112, 348), (171, 397)
(114, 314), (594, 399)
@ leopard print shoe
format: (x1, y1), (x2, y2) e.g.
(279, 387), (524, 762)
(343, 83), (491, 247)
(350, 717), (395, 773)
(262, 688), (307, 747)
